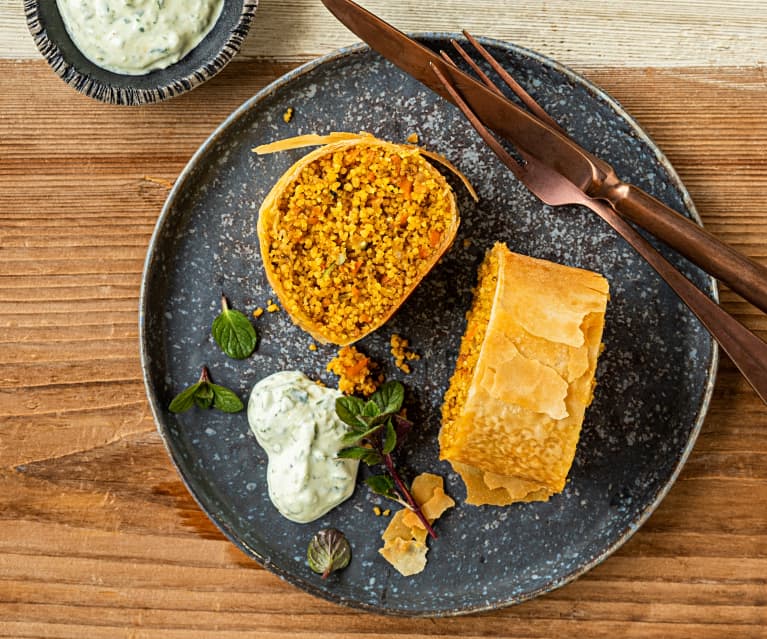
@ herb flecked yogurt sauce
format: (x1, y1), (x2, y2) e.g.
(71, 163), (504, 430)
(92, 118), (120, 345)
(247, 371), (359, 523)
(55, 0), (225, 75)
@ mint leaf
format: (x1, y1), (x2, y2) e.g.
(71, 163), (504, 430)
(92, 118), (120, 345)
(168, 367), (243, 414)
(194, 383), (214, 409)
(366, 413), (391, 428)
(335, 396), (366, 428)
(212, 295), (257, 359)
(340, 430), (365, 446)
(353, 409), (390, 429)
(169, 382), (201, 413)
(340, 421), (385, 447)
(337, 446), (382, 465)
(362, 400), (380, 417)
(211, 384), (244, 413)
(382, 419), (397, 455)
(353, 423), (385, 444)
(371, 380), (404, 415)
(337, 446), (370, 459)
(333, 380), (438, 540)
(365, 474), (396, 498)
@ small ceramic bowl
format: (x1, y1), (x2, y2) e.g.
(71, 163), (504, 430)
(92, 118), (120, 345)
(24, 0), (259, 105)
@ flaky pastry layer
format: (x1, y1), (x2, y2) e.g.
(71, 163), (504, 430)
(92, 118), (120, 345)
(440, 243), (609, 505)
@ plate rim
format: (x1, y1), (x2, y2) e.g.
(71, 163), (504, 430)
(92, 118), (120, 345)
(139, 34), (719, 616)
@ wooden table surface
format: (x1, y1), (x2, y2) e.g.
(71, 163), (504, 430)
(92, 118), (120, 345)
(1, 1), (766, 637)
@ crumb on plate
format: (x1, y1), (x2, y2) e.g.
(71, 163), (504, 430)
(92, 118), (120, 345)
(326, 345), (381, 396)
(390, 333), (420, 373)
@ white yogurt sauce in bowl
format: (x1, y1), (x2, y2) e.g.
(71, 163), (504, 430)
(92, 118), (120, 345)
(55, 0), (225, 75)
(248, 371), (359, 524)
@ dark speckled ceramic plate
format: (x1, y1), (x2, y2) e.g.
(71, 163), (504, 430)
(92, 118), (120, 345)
(140, 36), (717, 616)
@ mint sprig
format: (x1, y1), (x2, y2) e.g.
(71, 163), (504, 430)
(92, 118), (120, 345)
(169, 366), (244, 414)
(335, 381), (435, 538)
(212, 295), (258, 359)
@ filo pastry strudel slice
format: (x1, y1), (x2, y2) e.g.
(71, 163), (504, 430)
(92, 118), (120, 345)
(439, 243), (609, 505)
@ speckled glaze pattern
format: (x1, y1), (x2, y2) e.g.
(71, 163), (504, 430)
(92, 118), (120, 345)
(140, 36), (717, 616)
(24, 0), (258, 105)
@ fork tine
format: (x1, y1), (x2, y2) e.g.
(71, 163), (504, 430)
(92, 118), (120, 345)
(447, 39), (505, 99)
(462, 30), (564, 133)
(443, 43), (502, 98)
(429, 61), (525, 182)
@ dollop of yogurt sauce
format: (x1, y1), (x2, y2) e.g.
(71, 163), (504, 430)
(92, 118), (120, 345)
(248, 371), (359, 523)
(55, 0), (225, 75)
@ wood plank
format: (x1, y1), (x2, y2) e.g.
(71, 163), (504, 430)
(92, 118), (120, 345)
(3, 1), (767, 68)
(1, 60), (766, 637)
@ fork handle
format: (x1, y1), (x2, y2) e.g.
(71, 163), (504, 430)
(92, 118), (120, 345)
(599, 180), (767, 313)
(589, 198), (767, 404)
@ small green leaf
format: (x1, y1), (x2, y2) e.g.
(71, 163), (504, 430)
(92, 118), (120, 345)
(366, 413), (391, 428)
(351, 410), (389, 429)
(340, 430), (365, 446)
(335, 396), (366, 427)
(336, 446), (370, 460)
(169, 382), (201, 413)
(365, 474), (396, 498)
(337, 446), (382, 465)
(212, 296), (258, 359)
(169, 368), (243, 414)
(307, 528), (351, 579)
(362, 400), (380, 417)
(353, 413), (374, 428)
(211, 384), (244, 413)
(194, 395), (213, 409)
(382, 419), (397, 455)
(194, 383), (214, 409)
(353, 423), (385, 443)
(363, 450), (383, 465)
(371, 380), (404, 415)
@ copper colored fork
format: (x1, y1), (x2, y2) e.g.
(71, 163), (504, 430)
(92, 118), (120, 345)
(432, 36), (767, 404)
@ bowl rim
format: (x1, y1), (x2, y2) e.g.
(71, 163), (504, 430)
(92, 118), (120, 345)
(24, 0), (259, 105)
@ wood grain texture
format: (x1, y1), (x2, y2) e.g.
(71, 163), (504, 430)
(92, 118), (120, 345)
(1, 60), (766, 637)
(3, 0), (767, 67)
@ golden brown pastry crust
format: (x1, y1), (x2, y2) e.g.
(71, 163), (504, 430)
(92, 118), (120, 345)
(440, 244), (609, 504)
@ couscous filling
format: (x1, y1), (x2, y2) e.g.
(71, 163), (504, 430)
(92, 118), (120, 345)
(263, 143), (455, 344)
(440, 248), (499, 444)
